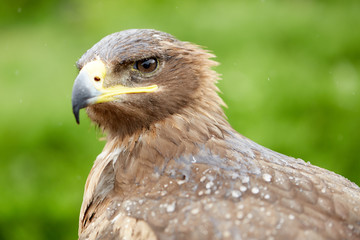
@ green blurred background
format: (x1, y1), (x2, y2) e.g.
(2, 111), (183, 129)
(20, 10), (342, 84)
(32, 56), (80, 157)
(1, 0), (359, 239)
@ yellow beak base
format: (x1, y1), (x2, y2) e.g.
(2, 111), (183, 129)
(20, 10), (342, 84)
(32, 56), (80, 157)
(71, 59), (158, 124)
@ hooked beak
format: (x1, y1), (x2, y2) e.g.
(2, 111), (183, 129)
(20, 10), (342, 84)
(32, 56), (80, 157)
(71, 59), (158, 124)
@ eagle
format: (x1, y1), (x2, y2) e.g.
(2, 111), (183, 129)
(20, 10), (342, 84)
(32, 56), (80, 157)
(71, 29), (360, 240)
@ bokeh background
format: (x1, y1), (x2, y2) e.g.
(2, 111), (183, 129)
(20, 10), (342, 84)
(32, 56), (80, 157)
(1, 0), (359, 239)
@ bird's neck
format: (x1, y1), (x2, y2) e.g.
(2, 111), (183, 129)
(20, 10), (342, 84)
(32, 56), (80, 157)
(110, 99), (231, 184)
(80, 101), (231, 215)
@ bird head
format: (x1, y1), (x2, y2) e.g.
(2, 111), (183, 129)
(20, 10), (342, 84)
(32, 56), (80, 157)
(72, 29), (222, 137)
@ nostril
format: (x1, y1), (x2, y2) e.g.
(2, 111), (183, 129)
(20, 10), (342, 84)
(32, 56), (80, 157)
(94, 76), (101, 82)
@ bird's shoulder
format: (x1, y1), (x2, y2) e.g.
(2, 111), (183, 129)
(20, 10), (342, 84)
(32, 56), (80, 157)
(80, 131), (360, 240)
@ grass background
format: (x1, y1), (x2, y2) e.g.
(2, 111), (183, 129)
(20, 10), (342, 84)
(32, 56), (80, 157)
(1, 0), (359, 239)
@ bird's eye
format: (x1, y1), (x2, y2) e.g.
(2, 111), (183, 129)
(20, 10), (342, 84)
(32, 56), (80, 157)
(134, 58), (158, 73)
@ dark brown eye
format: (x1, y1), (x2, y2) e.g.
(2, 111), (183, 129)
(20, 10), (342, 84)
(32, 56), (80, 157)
(134, 58), (158, 73)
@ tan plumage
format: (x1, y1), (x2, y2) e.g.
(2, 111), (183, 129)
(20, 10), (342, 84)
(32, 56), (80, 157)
(71, 29), (360, 240)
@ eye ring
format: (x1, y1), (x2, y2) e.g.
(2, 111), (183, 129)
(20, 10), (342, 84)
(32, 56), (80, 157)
(134, 58), (158, 73)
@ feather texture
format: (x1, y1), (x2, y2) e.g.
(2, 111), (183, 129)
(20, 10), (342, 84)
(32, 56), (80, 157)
(73, 29), (360, 240)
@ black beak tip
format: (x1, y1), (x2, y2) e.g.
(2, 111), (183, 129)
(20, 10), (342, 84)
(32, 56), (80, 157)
(73, 106), (80, 124)
(75, 115), (80, 125)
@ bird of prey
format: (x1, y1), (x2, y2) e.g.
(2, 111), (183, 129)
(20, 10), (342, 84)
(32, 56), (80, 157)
(71, 29), (360, 240)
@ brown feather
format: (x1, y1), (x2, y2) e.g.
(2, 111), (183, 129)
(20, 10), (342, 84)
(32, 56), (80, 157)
(74, 29), (360, 240)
